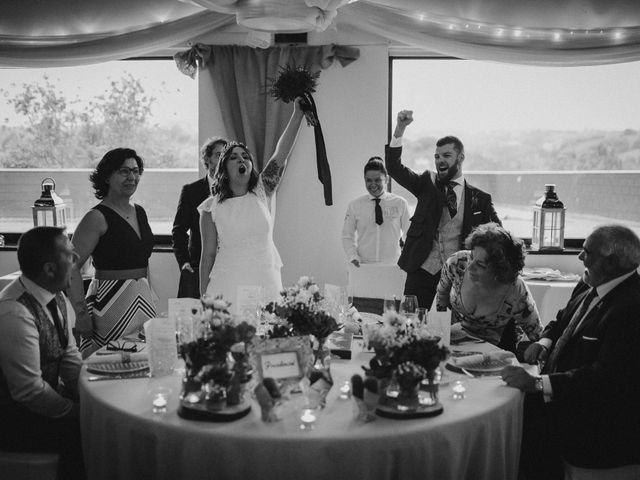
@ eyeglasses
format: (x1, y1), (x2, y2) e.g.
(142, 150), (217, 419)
(116, 167), (142, 177)
(106, 340), (138, 353)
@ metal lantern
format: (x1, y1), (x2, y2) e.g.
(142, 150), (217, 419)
(32, 177), (67, 228)
(531, 184), (565, 251)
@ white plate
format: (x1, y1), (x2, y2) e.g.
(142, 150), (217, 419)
(449, 352), (515, 374)
(359, 312), (382, 324)
(86, 361), (149, 375)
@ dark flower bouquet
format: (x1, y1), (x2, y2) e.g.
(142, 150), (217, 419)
(263, 276), (340, 341)
(364, 311), (448, 386)
(269, 63), (320, 126)
(269, 63), (332, 206)
(179, 297), (256, 388)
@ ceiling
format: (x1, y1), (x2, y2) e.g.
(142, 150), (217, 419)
(2, 0), (640, 39)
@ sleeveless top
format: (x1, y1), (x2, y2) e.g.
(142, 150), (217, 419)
(91, 204), (154, 270)
(16, 291), (68, 390)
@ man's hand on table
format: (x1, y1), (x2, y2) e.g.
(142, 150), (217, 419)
(501, 366), (537, 393)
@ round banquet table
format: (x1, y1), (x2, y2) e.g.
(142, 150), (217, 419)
(80, 346), (525, 480)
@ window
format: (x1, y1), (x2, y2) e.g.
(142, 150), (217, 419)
(0, 59), (198, 235)
(391, 58), (640, 240)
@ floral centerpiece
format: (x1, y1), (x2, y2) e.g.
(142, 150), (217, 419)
(178, 297), (256, 417)
(364, 311), (448, 408)
(262, 276), (340, 408)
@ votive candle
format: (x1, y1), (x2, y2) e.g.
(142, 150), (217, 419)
(452, 381), (466, 400)
(300, 408), (317, 430)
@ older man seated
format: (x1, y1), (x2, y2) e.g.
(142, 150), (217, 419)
(502, 224), (640, 479)
(0, 227), (85, 480)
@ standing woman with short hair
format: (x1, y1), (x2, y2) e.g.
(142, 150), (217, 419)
(68, 148), (156, 357)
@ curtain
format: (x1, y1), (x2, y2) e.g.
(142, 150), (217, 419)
(0, 12), (233, 68)
(201, 44), (359, 170)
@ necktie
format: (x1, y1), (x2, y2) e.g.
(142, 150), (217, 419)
(446, 181), (457, 218)
(374, 198), (383, 225)
(47, 296), (68, 349)
(545, 288), (598, 373)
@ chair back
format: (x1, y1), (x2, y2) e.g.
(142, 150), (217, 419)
(0, 451), (59, 480)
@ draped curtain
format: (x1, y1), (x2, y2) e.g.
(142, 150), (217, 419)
(201, 44), (359, 170)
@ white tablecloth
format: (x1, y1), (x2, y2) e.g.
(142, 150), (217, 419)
(80, 346), (525, 480)
(525, 279), (577, 326)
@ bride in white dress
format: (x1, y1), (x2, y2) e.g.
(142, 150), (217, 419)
(198, 99), (306, 309)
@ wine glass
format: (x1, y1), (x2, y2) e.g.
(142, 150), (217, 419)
(400, 295), (418, 318)
(383, 295), (398, 314)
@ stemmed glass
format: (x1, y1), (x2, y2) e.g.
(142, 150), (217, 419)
(399, 295), (419, 320)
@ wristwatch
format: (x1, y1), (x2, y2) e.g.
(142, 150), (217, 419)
(534, 376), (544, 393)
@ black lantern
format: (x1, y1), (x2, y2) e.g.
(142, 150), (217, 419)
(32, 177), (67, 228)
(531, 184), (565, 251)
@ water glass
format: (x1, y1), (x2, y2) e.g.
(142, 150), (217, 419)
(383, 295), (398, 314)
(400, 295), (418, 315)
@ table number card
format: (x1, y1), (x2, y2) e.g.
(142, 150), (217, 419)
(427, 309), (452, 347)
(144, 318), (178, 377)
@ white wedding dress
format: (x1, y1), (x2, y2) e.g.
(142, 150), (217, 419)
(198, 179), (283, 311)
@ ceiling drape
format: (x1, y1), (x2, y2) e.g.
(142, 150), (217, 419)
(0, 11), (233, 68)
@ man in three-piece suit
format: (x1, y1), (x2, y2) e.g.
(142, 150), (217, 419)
(502, 225), (640, 479)
(385, 110), (501, 309)
(171, 136), (227, 298)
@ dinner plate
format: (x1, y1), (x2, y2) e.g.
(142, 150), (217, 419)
(447, 351), (515, 375)
(86, 361), (150, 375)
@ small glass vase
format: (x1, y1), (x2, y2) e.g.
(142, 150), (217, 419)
(304, 336), (333, 409)
(396, 380), (421, 410)
(420, 367), (442, 407)
(203, 381), (227, 411)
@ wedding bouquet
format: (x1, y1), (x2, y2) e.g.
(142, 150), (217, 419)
(269, 63), (332, 205)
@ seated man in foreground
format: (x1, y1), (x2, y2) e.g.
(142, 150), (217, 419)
(0, 226), (85, 480)
(502, 224), (640, 479)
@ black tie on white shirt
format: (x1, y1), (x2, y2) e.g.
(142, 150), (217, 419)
(374, 198), (383, 225)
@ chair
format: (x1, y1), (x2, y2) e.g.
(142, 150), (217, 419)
(0, 451), (59, 480)
(564, 462), (640, 480)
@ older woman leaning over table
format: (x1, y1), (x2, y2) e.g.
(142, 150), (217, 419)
(436, 222), (543, 356)
(67, 148), (156, 358)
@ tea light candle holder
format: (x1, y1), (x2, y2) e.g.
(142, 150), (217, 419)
(149, 386), (173, 414)
(451, 381), (466, 400)
(299, 408), (317, 430)
(338, 380), (351, 400)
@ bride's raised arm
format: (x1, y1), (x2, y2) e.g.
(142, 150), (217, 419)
(261, 97), (306, 197)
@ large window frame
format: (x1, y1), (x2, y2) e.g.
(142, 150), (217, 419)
(388, 56), (640, 248)
(0, 57), (199, 238)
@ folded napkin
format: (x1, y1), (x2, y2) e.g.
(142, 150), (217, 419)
(84, 344), (149, 365)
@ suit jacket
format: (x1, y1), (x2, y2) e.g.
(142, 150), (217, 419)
(385, 145), (501, 273)
(171, 177), (211, 268)
(541, 273), (640, 468)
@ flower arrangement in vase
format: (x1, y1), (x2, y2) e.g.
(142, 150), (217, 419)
(364, 311), (448, 413)
(262, 276), (341, 408)
(177, 296), (256, 421)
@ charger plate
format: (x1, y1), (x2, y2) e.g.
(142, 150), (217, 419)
(376, 395), (443, 419)
(86, 361), (149, 375)
(446, 351), (515, 376)
(178, 400), (251, 422)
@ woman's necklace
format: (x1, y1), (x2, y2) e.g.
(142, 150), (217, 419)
(105, 201), (133, 220)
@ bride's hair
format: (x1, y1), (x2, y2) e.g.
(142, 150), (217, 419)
(213, 141), (259, 202)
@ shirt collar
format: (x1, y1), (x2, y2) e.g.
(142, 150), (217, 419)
(368, 192), (388, 201)
(449, 174), (465, 187)
(20, 275), (56, 307)
(594, 270), (636, 300)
